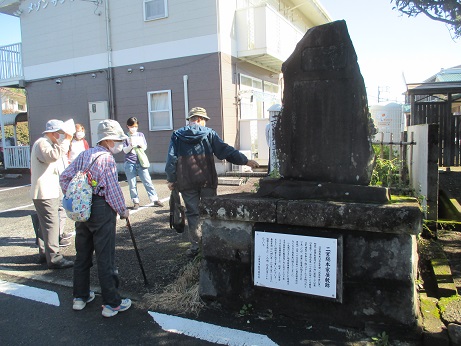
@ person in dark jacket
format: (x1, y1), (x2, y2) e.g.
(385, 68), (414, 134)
(165, 107), (259, 257)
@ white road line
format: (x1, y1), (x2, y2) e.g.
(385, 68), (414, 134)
(149, 311), (278, 346)
(0, 280), (60, 306)
(0, 203), (34, 214)
(0, 184), (31, 192)
(128, 197), (170, 215)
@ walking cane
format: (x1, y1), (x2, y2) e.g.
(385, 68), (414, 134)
(126, 217), (149, 286)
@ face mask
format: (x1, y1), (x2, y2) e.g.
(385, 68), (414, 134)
(57, 133), (66, 143)
(128, 127), (138, 134)
(109, 141), (123, 154)
(75, 131), (85, 140)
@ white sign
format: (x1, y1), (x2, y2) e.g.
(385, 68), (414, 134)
(254, 231), (338, 299)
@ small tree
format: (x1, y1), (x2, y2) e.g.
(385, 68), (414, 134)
(391, 0), (461, 38)
(0, 123), (30, 145)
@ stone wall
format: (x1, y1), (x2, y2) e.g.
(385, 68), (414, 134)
(199, 193), (422, 329)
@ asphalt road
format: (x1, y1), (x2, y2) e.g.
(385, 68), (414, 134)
(0, 273), (219, 346)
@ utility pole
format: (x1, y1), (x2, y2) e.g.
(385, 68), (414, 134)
(377, 86), (390, 103)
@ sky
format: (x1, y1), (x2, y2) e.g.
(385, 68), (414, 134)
(319, 0), (461, 104)
(1, 2), (460, 104)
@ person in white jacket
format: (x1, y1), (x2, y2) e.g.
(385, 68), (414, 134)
(30, 119), (74, 269)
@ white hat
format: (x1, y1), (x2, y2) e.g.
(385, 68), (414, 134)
(97, 119), (128, 143)
(42, 119), (64, 134)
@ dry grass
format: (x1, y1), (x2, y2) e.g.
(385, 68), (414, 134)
(144, 257), (205, 316)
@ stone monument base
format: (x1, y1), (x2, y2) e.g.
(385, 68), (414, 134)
(199, 193), (422, 330)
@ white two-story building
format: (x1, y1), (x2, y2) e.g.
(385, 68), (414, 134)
(0, 0), (330, 171)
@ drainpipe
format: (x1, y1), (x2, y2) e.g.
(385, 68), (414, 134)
(183, 75), (189, 125)
(0, 106), (5, 168)
(104, 0), (115, 119)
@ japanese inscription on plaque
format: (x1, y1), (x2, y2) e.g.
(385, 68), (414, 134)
(254, 231), (338, 299)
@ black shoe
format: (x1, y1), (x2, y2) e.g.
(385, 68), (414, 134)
(154, 200), (164, 207)
(133, 203), (140, 210)
(48, 258), (74, 269)
(59, 238), (71, 247)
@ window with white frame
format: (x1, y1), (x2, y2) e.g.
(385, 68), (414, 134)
(147, 90), (173, 131)
(239, 74), (280, 120)
(144, 0), (168, 21)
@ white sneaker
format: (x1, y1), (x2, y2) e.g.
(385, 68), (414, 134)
(73, 291), (95, 311)
(101, 298), (132, 317)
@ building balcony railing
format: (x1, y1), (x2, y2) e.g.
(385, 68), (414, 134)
(0, 43), (24, 87)
(235, 4), (305, 73)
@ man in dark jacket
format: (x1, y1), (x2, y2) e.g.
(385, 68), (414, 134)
(165, 107), (259, 257)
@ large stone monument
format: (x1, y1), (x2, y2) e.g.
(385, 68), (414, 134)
(198, 20), (422, 334)
(277, 20), (374, 185)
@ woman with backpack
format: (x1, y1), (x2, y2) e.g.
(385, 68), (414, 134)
(60, 119), (131, 317)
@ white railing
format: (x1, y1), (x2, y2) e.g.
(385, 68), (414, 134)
(236, 5), (304, 62)
(0, 43), (23, 81)
(4, 146), (30, 169)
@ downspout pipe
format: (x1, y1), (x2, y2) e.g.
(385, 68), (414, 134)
(183, 75), (189, 125)
(104, 0), (115, 119)
(0, 107), (5, 168)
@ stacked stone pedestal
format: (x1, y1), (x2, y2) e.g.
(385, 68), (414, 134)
(199, 192), (422, 330)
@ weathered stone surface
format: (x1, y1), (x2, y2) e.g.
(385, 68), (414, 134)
(201, 193), (422, 235)
(344, 233), (417, 281)
(199, 259), (253, 302)
(199, 211), (420, 327)
(200, 193), (277, 223)
(276, 20), (374, 185)
(419, 294), (450, 346)
(200, 263), (419, 328)
(439, 297), (461, 324)
(277, 199), (422, 234)
(257, 178), (390, 203)
(420, 295), (445, 334)
(201, 219), (252, 263)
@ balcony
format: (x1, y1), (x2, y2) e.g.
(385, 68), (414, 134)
(235, 4), (305, 73)
(0, 43), (24, 87)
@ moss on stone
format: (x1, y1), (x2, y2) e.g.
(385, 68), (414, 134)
(438, 295), (461, 313)
(420, 297), (441, 319)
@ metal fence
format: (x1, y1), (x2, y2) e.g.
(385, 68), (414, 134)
(371, 132), (416, 190)
(0, 43), (23, 81)
(4, 146), (30, 169)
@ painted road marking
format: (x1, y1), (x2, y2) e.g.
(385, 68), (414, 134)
(0, 203), (34, 214)
(149, 311), (278, 346)
(0, 184), (31, 192)
(128, 197), (170, 215)
(0, 280), (60, 306)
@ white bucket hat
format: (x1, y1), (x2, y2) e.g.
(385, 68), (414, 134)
(42, 119), (64, 134)
(97, 119), (128, 143)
